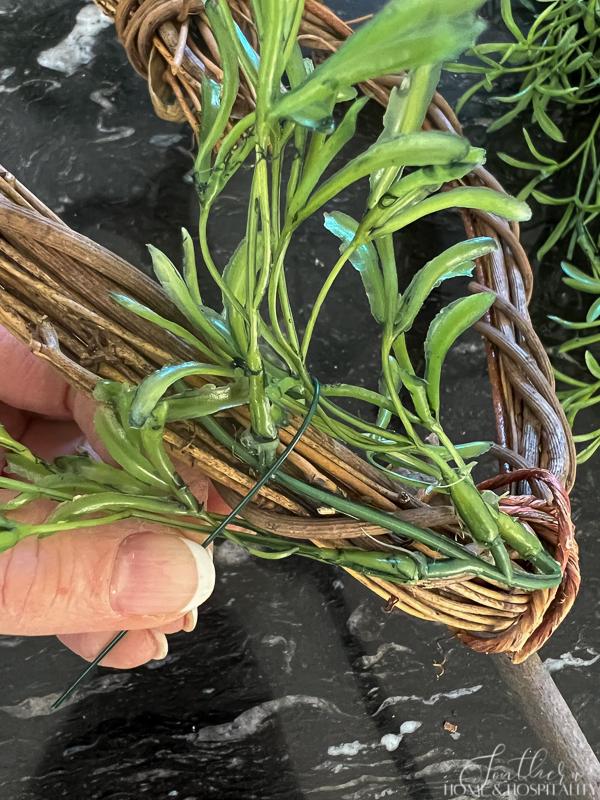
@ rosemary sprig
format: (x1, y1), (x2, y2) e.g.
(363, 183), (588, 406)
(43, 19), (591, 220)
(447, 0), (599, 261)
(449, 0), (600, 460)
(553, 224), (600, 462)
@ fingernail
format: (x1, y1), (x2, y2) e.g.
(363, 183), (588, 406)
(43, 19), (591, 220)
(152, 632), (169, 661)
(182, 607), (198, 632)
(110, 533), (215, 616)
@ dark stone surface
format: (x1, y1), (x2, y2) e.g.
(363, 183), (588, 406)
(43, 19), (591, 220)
(0, 2), (598, 799)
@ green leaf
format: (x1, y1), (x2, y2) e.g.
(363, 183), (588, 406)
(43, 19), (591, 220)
(577, 436), (600, 464)
(532, 93), (565, 143)
(271, 0), (485, 130)
(367, 448), (442, 485)
(488, 103), (531, 133)
(375, 187), (531, 237)
(194, 1), (240, 187)
(5, 453), (52, 482)
(537, 206), (574, 261)
(292, 132), (473, 225)
(323, 211), (385, 323)
(456, 440), (493, 459)
(181, 228), (202, 307)
(48, 493), (185, 525)
(587, 296), (600, 322)
(585, 351), (600, 380)
(493, 85), (536, 106)
(222, 238), (250, 354)
(561, 261), (600, 294)
(497, 153), (546, 172)
(522, 128), (558, 166)
(195, 74), (222, 180)
(129, 361), (238, 428)
(272, 77), (340, 132)
(548, 315), (600, 331)
(397, 367), (432, 423)
(376, 356), (402, 430)
(294, 96), (368, 208)
(559, 51), (590, 74)
(370, 63), (442, 205)
(577, 223), (600, 274)
(0, 425), (37, 459)
(111, 293), (216, 363)
(232, 21), (259, 84)
(164, 380), (250, 422)
(147, 245), (233, 356)
(531, 190), (572, 207)
(254, 0), (302, 120)
(53, 456), (153, 496)
(201, 113), (257, 208)
(305, 0), (484, 91)
(425, 292), (496, 416)
(500, 0), (526, 43)
(396, 237), (497, 332)
(93, 404), (171, 492)
(385, 157), (485, 204)
(139, 402), (199, 512)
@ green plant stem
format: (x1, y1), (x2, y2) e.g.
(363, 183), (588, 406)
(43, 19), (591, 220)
(301, 243), (360, 360)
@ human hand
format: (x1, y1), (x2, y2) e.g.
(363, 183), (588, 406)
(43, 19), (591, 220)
(0, 326), (219, 668)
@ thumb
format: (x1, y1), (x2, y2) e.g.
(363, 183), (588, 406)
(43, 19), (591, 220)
(0, 495), (215, 636)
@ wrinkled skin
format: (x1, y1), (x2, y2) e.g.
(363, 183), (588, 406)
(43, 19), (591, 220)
(0, 327), (228, 668)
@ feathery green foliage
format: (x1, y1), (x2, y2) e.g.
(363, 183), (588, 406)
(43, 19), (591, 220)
(448, 0), (599, 262)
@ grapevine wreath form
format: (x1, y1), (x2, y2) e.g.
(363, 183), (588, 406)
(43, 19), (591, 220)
(0, 0), (580, 664)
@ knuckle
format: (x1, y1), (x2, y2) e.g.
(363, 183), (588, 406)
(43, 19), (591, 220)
(0, 536), (49, 631)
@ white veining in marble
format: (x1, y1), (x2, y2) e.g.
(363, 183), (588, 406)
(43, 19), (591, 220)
(150, 133), (186, 148)
(374, 684), (482, 715)
(544, 648), (600, 674)
(0, 674), (129, 718)
(189, 695), (344, 742)
(261, 634), (297, 673)
(215, 539), (251, 566)
(37, 3), (111, 76)
(327, 740), (369, 757)
(356, 642), (413, 669)
(380, 720), (422, 752)
(89, 86), (135, 143)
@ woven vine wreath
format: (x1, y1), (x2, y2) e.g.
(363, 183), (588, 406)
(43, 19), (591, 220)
(0, 0), (580, 663)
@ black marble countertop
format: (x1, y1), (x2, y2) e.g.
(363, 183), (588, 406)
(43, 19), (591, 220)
(0, 2), (598, 798)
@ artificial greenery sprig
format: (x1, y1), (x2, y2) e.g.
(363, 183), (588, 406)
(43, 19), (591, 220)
(553, 225), (600, 462)
(0, 0), (562, 591)
(447, 0), (599, 262)
(449, 0), (599, 462)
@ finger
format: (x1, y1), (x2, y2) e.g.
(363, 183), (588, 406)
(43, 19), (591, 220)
(207, 481), (231, 515)
(0, 403), (27, 472)
(0, 328), (74, 419)
(0, 492), (215, 636)
(0, 402), (27, 440)
(0, 328), (107, 453)
(156, 608), (197, 634)
(20, 418), (85, 461)
(57, 608), (196, 669)
(57, 629), (169, 669)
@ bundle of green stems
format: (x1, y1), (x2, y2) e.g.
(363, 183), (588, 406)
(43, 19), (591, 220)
(0, 0), (563, 592)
